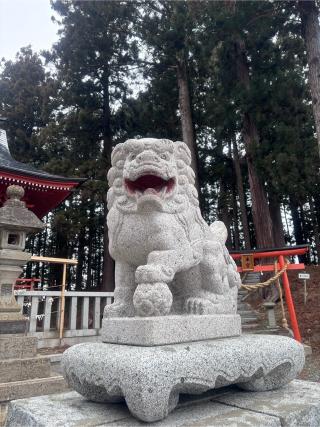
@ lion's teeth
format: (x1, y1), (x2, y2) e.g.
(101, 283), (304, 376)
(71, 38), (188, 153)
(144, 188), (157, 195)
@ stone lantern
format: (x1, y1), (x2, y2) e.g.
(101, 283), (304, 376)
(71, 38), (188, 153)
(0, 185), (44, 334)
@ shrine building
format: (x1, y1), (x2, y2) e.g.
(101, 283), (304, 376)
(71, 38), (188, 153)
(0, 128), (86, 218)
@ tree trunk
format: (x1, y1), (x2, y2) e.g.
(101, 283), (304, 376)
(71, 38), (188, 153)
(290, 200), (304, 245)
(101, 71), (115, 292)
(269, 193), (285, 247)
(235, 38), (274, 248)
(309, 196), (320, 262)
(176, 57), (201, 194)
(232, 139), (251, 249)
(75, 225), (86, 291)
(40, 221), (48, 285)
(290, 199), (307, 263)
(231, 184), (240, 250)
(217, 177), (232, 249)
(299, 205), (311, 263)
(25, 236), (35, 278)
(299, 0), (320, 158)
(228, 140), (240, 249)
(53, 228), (69, 289)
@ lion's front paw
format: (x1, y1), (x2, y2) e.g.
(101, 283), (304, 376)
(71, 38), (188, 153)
(135, 264), (174, 284)
(133, 282), (173, 317)
(104, 303), (134, 318)
(185, 297), (217, 315)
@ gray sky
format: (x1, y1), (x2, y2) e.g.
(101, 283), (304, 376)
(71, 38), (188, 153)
(0, 0), (58, 61)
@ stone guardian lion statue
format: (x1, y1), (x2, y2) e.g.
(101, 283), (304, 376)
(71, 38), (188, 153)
(104, 138), (241, 318)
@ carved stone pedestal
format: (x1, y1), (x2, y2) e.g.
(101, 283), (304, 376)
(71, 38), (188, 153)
(59, 139), (305, 424)
(102, 314), (241, 345)
(62, 334), (304, 423)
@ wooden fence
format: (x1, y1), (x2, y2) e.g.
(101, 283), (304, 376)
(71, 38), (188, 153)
(14, 290), (114, 348)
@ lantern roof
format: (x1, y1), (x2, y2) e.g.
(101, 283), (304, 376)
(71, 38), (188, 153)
(0, 185), (44, 233)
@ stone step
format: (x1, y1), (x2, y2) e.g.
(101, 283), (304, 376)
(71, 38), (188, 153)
(237, 310), (258, 317)
(0, 357), (51, 383)
(241, 323), (260, 330)
(241, 317), (259, 324)
(237, 303), (252, 310)
(246, 327), (280, 335)
(242, 277), (261, 285)
(0, 336), (37, 361)
(0, 375), (69, 402)
(243, 272), (261, 278)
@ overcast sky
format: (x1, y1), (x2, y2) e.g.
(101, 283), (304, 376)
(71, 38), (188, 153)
(0, 0), (58, 61)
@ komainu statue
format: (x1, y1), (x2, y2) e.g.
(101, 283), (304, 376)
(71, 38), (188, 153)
(60, 138), (304, 426)
(104, 138), (241, 318)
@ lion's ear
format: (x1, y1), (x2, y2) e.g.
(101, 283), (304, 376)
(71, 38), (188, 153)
(174, 141), (191, 166)
(111, 143), (125, 166)
(107, 166), (122, 187)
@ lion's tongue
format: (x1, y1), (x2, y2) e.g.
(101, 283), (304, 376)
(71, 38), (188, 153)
(132, 175), (166, 193)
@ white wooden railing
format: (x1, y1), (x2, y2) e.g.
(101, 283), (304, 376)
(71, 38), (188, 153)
(14, 290), (114, 348)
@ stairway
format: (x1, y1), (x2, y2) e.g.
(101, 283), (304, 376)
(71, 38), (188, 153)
(0, 336), (68, 426)
(237, 272), (261, 332)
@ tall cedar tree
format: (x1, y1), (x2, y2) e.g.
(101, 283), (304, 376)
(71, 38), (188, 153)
(138, 1), (201, 193)
(0, 47), (55, 163)
(298, 0), (320, 158)
(49, 1), (138, 291)
(1, 1), (320, 290)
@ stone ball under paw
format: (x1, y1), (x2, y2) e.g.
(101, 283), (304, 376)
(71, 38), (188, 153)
(133, 282), (173, 317)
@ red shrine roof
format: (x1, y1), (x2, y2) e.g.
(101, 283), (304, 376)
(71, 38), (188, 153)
(0, 130), (86, 218)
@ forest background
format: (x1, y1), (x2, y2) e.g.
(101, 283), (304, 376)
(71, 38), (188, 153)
(0, 0), (319, 291)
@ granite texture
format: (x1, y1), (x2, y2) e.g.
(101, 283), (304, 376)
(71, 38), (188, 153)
(5, 380), (320, 426)
(104, 138), (241, 318)
(214, 379), (320, 427)
(0, 375), (68, 402)
(0, 336), (37, 360)
(0, 357), (51, 383)
(102, 314), (241, 346)
(61, 334), (304, 422)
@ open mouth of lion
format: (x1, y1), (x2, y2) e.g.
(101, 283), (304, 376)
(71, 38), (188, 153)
(125, 174), (175, 197)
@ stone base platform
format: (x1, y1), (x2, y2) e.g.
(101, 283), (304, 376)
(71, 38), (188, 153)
(61, 334), (304, 422)
(102, 314), (241, 346)
(0, 375), (68, 403)
(5, 380), (320, 426)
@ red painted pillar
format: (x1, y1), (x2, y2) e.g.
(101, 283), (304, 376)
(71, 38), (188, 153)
(278, 255), (302, 342)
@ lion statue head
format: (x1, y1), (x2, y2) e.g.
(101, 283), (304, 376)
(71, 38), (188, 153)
(107, 138), (199, 213)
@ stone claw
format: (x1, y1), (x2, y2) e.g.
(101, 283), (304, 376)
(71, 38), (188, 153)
(185, 298), (216, 315)
(104, 303), (134, 318)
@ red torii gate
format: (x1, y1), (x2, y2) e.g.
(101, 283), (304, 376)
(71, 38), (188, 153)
(230, 245), (309, 343)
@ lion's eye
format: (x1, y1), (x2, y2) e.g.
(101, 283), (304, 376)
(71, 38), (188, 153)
(160, 153), (168, 160)
(129, 153), (136, 160)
